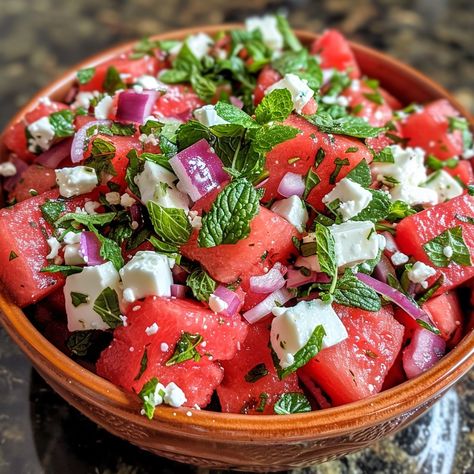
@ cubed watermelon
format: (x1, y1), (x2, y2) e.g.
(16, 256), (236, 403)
(446, 160), (474, 186)
(9, 164), (57, 203)
(152, 84), (204, 121)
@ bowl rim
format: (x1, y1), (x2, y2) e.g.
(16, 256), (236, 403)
(0, 24), (473, 442)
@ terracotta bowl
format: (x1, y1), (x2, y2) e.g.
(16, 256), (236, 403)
(0, 25), (473, 472)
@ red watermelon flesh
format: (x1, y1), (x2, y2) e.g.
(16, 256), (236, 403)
(9, 164), (57, 203)
(217, 319), (302, 415)
(446, 160), (473, 186)
(395, 194), (474, 292)
(96, 297), (247, 407)
(300, 304), (404, 406)
(153, 84), (204, 121)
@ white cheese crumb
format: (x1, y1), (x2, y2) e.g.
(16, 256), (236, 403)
(391, 251), (409, 266)
(46, 237), (61, 259)
(163, 382), (187, 408)
(120, 193), (136, 208)
(105, 191), (121, 205)
(160, 342), (169, 352)
(94, 95), (114, 120)
(0, 162), (17, 177)
(265, 73), (314, 114)
(245, 15), (284, 50)
(443, 246), (454, 258)
(84, 200), (100, 214)
(193, 105), (229, 127)
(407, 261), (436, 287)
(27, 116), (55, 153)
(145, 322), (159, 336)
(55, 166), (98, 198)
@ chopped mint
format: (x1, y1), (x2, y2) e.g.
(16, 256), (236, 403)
(147, 201), (192, 245)
(186, 268), (217, 302)
(40, 264), (83, 276)
(70, 291), (89, 307)
(303, 167), (320, 200)
(255, 89), (293, 124)
(8, 250), (18, 261)
(92, 287), (122, 328)
(139, 378), (162, 419)
(244, 363), (269, 383)
(76, 67), (96, 85)
(345, 159), (371, 187)
(372, 146), (395, 163)
(103, 66), (126, 94)
(49, 110), (75, 138)
(166, 332), (203, 366)
(66, 331), (93, 357)
(274, 392), (311, 415)
(329, 158), (350, 184)
(275, 14), (302, 51)
(134, 348), (149, 381)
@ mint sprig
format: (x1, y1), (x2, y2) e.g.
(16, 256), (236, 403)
(423, 226), (472, 267)
(147, 201), (192, 245)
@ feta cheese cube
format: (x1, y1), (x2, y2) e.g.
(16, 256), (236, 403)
(391, 251), (409, 266)
(64, 243), (86, 265)
(94, 95), (114, 120)
(389, 184), (438, 206)
(0, 162), (17, 177)
(265, 73), (314, 114)
(119, 251), (173, 302)
(163, 382), (187, 408)
(55, 166), (98, 198)
(208, 294), (229, 313)
(105, 191), (121, 205)
(27, 116), (55, 153)
(423, 170), (464, 202)
(84, 200), (100, 214)
(186, 33), (214, 59)
(322, 177), (372, 221)
(120, 193), (136, 208)
(245, 15), (284, 51)
(270, 299), (348, 369)
(134, 161), (189, 211)
(407, 261), (436, 288)
(145, 322), (159, 336)
(193, 105), (229, 127)
(71, 91), (99, 110)
(135, 75), (167, 91)
(64, 262), (122, 332)
(271, 195), (308, 232)
(371, 145), (427, 187)
(63, 231), (81, 245)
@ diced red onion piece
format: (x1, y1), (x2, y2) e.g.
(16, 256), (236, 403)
(402, 328), (446, 379)
(249, 262), (287, 294)
(169, 138), (228, 202)
(71, 119), (111, 163)
(230, 96), (244, 109)
(286, 267), (331, 288)
(243, 288), (293, 324)
(80, 231), (105, 266)
(277, 172), (305, 198)
(171, 264), (189, 284)
(298, 371), (332, 409)
(213, 285), (242, 317)
(373, 254), (396, 283)
(129, 203), (142, 227)
(116, 90), (158, 124)
(35, 137), (73, 169)
(2, 157), (28, 192)
(170, 284), (187, 299)
(255, 177), (269, 189)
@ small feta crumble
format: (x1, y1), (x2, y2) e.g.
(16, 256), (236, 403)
(55, 166), (98, 198)
(321, 95), (349, 107)
(391, 251), (409, 266)
(245, 15), (284, 51)
(27, 116), (55, 153)
(64, 243), (86, 265)
(138, 133), (159, 146)
(265, 73), (314, 114)
(423, 170), (464, 202)
(389, 184), (438, 207)
(322, 177), (372, 221)
(163, 382), (187, 408)
(0, 162), (17, 177)
(64, 262), (122, 332)
(119, 251), (173, 302)
(84, 200), (100, 214)
(145, 322), (159, 336)
(105, 191), (121, 205)
(407, 261), (436, 288)
(208, 294), (229, 314)
(160, 342), (169, 352)
(94, 95), (114, 120)
(135, 160), (189, 211)
(180, 33), (213, 59)
(132, 305), (141, 312)
(120, 193), (136, 208)
(271, 195), (308, 232)
(71, 91), (100, 110)
(135, 74), (168, 92)
(46, 237), (61, 259)
(63, 231), (81, 245)
(120, 315), (128, 327)
(443, 246), (454, 258)
(188, 211), (202, 230)
(193, 105), (229, 127)
(270, 299), (348, 369)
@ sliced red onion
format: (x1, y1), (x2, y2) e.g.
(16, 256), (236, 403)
(71, 119), (111, 163)
(116, 90), (158, 124)
(298, 371), (332, 409)
(373, 254), (396, 283)
(80, 231), (105, 266)
(230, 96), (244, 109)
(277, 172), (305, 198)
(171, 264), (189, 284)
(249, 262), (287, 294)
(243, 288), (293, 324)
(286, 267), (331, 288)
(255, 177), (269, 189)
(169, 139), (228, 202)
(170, 284), (187, 298)
(402, 328), (446, 379)
(2, 157), (28, 192)
(213, 285), (242, 317)
(35, 137), (73, 168)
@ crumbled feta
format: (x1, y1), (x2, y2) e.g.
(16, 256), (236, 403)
(63, 231), (81, 245)
(321, 95), (349, 107)
(443, 246), (454, 258)
(245, 15), (284, 51)
(160, 342), (169, 352)
(407, 261), (436, 288)
(134, 160), (189, 210)
(163, 382), (187, 408)
(208, 294), (229, 313)
(265, 73), (314, 114)
(391, 251), (409, 266)
(135, 75), (167, 91)
(84, 200), (100, 214)
(145, 322), (159, 336)
(64, 243), (86, 265)
(423, 170), (464, 202)
(119, 251), (173, 302)
(120, 193), (136, 208)
(270, 299), (348, 369)
(184, 33), (214, 59)
(389, 184), (438, 206)
(193, 105), (229, 127)
(64, 262), (122, 331)
(46, 237), (61, 259)
(27, 116), (55, 153)
(55, 166), (98, 198)
(94, 95), (114, 120)
(71, 91), (98, 110)
(105, 191), (121, 205)
(271, 195), (308, 232)
(188, 210), (202, 229)
(0, 162), (17, 177)
(322, 177), (372, 221)
(138, 133), (159, 146)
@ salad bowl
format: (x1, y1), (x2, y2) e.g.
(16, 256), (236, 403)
(0, 25), (473, 471)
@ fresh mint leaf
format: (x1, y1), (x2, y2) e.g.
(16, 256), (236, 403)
(315, 147), (326, 168)
(147, 201), (192, 245)
(352, 189), (391, 223)
(71, 291), (89, 307)
(198, 178), (260, 247)
(139, 119), (163, 136)
(274, 392), (311, 415)
(276, 14), (303, 51)
(134, 348), (148, 381)
(139, 377), (162, 419)
(159, 69), (189, 84)
(333, 270), (381, 311)
(252, 124), (299, 153)
(109, 122), (136, 136)
(215, 102), (258, 129)
(173, 41), (201, 73)
(8, 250), (18, 261)
(148, 236), (181, 262)
(426, 155), (458, 171)
(386, 200), (416, 222)
(455, 214), (474, 225)
(423, 226), (472, 267)
(448, 116), (473, 152)
(103, 66), (126, 94)
(190, 71), (217, 101)
(131, 37), (161, 59)
(165, 332), (203, 366)
(303, 167), (320, 200)
(49, 110), (75, 138)
(186, 268), (216, 302)
(125, 149), (144, 197)
(255, 88), (293, 124)
(93, 287), (122, 328)
(416, 274), (445, 305)
(66, 331), (93, 356)
(315, 223), (337, 284)
(372, 147), (395, 163)
(40, 200), (66, 225)
(329, 158), (350, 184)
(55, 211), (116, 228)
(363, 91), (384, 105)
(84, 138), (117, 180)
(345, 159), (371, 187)
(141, 152), (173, 172)
(40, 264), (83, 276)
(77, 67), (95, 85)
(245, 363), (269, 383)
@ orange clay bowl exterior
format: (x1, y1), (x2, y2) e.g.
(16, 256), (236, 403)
(0, 25), (473, 472)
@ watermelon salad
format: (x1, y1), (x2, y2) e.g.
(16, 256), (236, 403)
(0, 15), (473, 418)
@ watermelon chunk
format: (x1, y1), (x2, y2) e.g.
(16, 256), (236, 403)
(446, 160), (474, 186)
(300, 304), (404, 406)
(217, 319), (302, 414)
(395, 194), (474, 292)
(96, 297), (248, 407)
(153, 84), (204, 121)
(9, 164), (57, 203)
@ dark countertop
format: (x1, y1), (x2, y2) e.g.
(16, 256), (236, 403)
(0, 0), (472, 473)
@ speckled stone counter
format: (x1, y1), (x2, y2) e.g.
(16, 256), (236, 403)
(0, 0), (472, 473)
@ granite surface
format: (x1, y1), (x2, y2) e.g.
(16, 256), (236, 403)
(0, 0), (473, 473)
